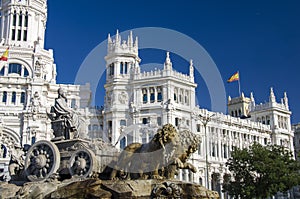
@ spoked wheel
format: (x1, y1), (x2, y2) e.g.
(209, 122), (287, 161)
(25, 140), (60, 182)
(68, 148), (96, 178)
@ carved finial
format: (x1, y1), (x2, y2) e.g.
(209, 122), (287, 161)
(228, 95), (231, 101)
(283, 92), (289, 109)
(116, 29), (121, 45)
(241, 92), (244, 98)
(128, 31), (133, 47)
(108, 33), (112, 43)
(164, 51), (172, 70)
(250, 92), (255, 110)
(269, 87), (276, 102)
(250, 92), (254, 101)
(189, 59), (194, 77)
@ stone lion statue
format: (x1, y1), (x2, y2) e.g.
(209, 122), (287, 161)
(163, 129), (201, 179)
(109, 124), (201, 180)
(110, 124), (179, 180)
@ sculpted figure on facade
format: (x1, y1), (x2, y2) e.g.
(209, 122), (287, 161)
(118, 91), (128, 104)
(31, 91), (42, 115)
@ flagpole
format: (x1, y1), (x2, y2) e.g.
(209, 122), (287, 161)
(238, 71), (241, 96)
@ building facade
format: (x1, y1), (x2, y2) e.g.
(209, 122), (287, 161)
(0, 1), (296, 198)
(101, 31), (294, 198)
(0, 0), (99, 179)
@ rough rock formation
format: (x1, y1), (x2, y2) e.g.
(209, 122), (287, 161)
(0, 178), (219, 199)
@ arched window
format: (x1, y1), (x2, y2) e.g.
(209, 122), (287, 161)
(8, 63), (21, 75)
(12, 92), (16, 103)
(18, 11), (23, 27)
(142, 88), (147, 104)
(12, 11), (17, 40)
(13, 11), (17, 26)
(24, 12), (28, 27)
(109, 63), (114, 76)
(174, 88), (178, 102)
(2, 91), (7, 102)
(157, 87), (162, 102)
(262, 116), (265, 124)
(150, 87), (154, 103)
(120, 62), (124, 74)
(7, 63), (29, 77)
(20, 92), (26, 104)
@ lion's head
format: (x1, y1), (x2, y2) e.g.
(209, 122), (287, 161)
(152, 124), (179, 150)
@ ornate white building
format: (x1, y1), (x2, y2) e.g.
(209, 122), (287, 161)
(0, 0), (99, 179)
(101, 31), (294, 198)
(0, 0), (295, 198)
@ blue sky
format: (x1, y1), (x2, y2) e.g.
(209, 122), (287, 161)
(45, 0), (300, 123)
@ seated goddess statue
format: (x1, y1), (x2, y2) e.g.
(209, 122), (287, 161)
(49, 88), (79, 140)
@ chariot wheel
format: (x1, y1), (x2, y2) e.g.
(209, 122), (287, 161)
(25, 140), (60, 182)
(68, 148), (97, 178)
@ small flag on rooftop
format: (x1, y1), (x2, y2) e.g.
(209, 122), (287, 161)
(227, 71), (239, 83)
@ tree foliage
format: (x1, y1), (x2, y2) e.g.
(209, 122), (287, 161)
(223, 143), (300, 199)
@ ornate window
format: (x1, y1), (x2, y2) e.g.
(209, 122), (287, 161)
(9, 63), (21, 75)
(120, 62), (128, 74)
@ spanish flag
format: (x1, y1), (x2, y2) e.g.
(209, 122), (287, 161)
(227, 71), (239, 83)
(0, 48), (9, 61)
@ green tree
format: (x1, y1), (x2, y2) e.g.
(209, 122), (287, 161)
(223, 143), (300, 199)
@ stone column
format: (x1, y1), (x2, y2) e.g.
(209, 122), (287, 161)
(16, 92), (21, 106)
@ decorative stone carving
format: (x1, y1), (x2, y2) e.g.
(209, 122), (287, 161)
(8, 144), (25, 180)
(152, 182), (182, 198)
(118, 91), (128, 104)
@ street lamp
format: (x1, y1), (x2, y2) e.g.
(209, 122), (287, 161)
(198, 113), (215, 189)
